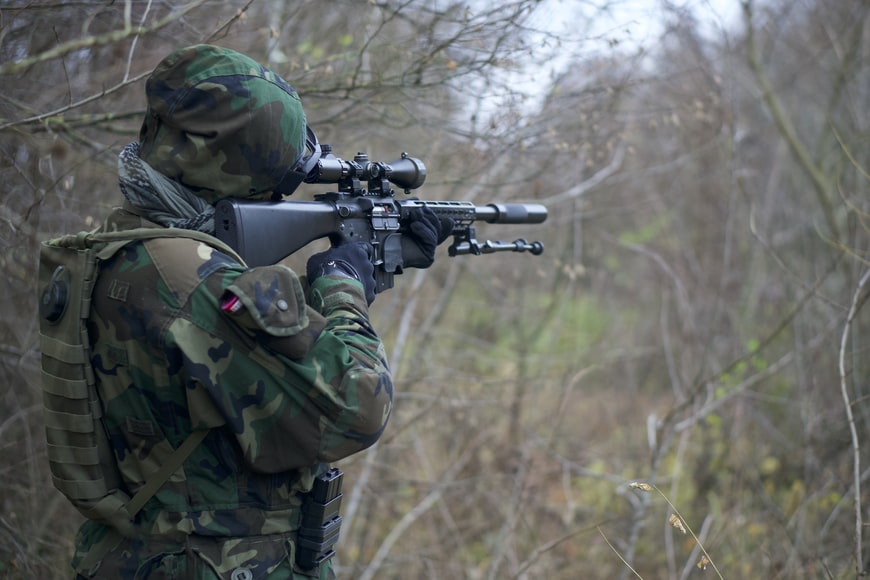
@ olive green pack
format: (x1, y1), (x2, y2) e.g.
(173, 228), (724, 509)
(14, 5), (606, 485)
(37, 228), (243, 535)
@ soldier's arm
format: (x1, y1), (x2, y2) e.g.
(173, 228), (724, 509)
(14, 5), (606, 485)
(174, 257), (392, 473)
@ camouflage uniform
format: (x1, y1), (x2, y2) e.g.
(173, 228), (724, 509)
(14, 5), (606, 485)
(70, 46), (393, 579)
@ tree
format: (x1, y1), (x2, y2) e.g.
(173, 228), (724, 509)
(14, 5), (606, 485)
(4, 0), (868, 577)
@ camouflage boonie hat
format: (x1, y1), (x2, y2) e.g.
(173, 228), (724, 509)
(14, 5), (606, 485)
(138, 44), (307, 203)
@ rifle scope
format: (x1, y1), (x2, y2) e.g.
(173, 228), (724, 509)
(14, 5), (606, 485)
(305, 148), (426, 191)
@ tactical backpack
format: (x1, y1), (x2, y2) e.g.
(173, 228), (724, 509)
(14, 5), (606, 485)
(37, 228), (243, 536)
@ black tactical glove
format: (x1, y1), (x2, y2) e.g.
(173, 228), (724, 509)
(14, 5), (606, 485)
(401, 205), (454, 269)
(307, 242), (377, 305)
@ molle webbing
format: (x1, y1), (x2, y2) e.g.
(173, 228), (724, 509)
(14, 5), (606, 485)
(39, 236), (132, 528)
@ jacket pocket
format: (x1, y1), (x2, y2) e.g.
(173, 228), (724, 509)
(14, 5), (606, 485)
(188, 533), (295, 579)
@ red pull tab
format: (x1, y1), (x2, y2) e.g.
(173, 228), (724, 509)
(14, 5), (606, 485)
(220, 293), (243, 314)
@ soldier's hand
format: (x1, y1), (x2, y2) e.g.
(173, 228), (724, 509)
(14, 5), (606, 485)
(401, 205), (454, 269)
(307, 242), (377, 305)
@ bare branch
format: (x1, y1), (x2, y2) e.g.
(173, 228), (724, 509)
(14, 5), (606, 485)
(0, 0), (210, 77)
(838, 267), (870, 576)
(742, 0), (839, 238)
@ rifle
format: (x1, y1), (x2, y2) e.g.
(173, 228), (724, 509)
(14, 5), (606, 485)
(215, 145), (547, 294)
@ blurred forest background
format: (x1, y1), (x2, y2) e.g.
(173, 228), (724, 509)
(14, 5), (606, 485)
(1, 0), (869, 578)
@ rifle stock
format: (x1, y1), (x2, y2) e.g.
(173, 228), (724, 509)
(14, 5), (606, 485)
(216, 200), (343, 267)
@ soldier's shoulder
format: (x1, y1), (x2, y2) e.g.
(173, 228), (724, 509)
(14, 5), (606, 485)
(144, 235), (240, 298)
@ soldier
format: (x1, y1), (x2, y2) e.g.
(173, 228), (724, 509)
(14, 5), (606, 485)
(66, 44), (450, 578)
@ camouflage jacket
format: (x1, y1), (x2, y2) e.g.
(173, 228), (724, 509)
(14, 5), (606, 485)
(72, 207), (392, 578)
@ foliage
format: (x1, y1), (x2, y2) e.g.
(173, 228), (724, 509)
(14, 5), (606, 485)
(2, 0), (870, 578)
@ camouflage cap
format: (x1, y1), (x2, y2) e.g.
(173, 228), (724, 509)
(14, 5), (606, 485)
(138, 44), (307, 203)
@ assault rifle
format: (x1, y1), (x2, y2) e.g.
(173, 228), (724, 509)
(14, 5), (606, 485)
(215, 144), (547, 294)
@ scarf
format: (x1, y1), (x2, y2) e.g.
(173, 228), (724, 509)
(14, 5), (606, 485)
(118, 141), (215, 234)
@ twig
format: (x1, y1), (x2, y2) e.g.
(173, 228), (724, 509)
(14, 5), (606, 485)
(629, 482), (724, 579)
(123, 0), (153, 82)
(340, 442), (379, 552)
(679, 514), (714, 580)
(357, 431), (487, 580)
(598, 526), (643, 579)
(486, 445), (529, 580)
(838, 267), (870, 575)
(0, 0), (209, 77)
(742, 0), (838, 238)
(204, 0), (257, 43)
(512, 525), (600, 578)
(538, 142), (625, 204)
(0, 73), (151, 133)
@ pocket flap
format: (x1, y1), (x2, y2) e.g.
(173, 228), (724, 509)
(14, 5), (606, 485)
(226, 265), (308, 336)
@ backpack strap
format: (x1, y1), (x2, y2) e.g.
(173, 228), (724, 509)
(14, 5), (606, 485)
(127, 429), (210, 517)
(51, 226), (247, 266)
(76, 429), (210, 575)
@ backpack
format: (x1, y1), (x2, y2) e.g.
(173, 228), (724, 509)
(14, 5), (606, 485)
(37, 227), (244, 537)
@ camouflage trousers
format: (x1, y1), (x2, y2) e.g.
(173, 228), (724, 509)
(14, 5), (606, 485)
(72, 524), (335, 580)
